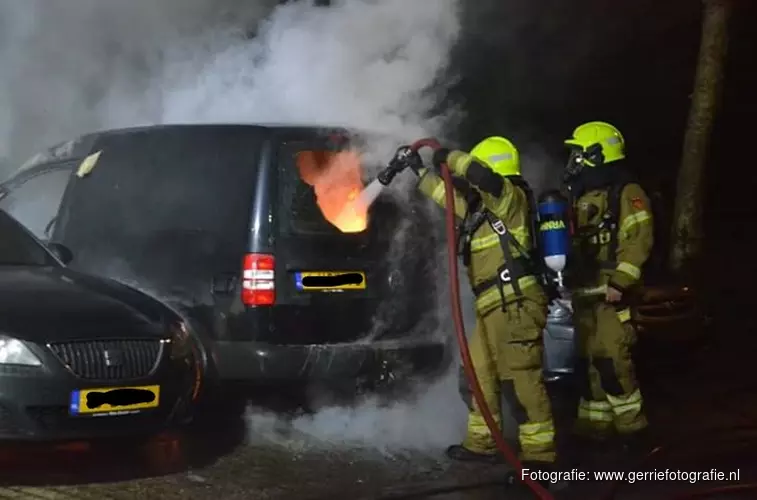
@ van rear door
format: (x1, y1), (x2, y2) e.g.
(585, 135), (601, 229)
(263, 139), (427, 345)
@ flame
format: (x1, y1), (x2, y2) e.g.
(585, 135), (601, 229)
(296, 149), (368, 233)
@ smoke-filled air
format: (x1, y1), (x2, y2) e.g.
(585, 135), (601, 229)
(0, 0), (461, 171)
(0, 0), (481, 455)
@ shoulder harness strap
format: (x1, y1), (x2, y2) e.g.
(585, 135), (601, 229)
(454, 176), (486, 267)
(473, 177), (539, 308)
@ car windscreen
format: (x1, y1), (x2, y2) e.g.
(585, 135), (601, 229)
(0, 211), (58, 267)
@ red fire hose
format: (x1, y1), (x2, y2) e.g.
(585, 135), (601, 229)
(409, 138), (555, 500)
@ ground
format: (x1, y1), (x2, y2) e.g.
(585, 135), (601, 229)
(2, 316), (757, 500)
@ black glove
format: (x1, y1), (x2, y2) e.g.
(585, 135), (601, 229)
(432, 147), (451, 172)
(405, 151), (425, 176)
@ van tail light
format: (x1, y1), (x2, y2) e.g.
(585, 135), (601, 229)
(242, 253), (275, 306)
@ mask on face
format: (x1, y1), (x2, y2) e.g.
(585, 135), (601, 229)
(564, 148), (586, 181)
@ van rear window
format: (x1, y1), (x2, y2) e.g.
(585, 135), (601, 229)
(287, 148), (369, 235)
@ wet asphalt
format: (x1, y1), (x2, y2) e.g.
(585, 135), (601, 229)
(1, 316), (757, 500)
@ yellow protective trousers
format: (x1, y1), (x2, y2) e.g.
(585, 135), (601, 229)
(461, 298), (556, 463)
(573, 299), (648, 437)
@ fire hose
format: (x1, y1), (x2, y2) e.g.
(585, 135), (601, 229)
(408, 138), (555, 500)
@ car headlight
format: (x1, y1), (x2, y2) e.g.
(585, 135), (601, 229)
(0, 335), (42, 366)
(167, 322), (192, 360)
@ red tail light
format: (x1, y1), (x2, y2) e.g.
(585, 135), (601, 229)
(242, 253), (275, 306)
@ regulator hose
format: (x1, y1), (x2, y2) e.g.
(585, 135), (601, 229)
(409, 138), (555, 500)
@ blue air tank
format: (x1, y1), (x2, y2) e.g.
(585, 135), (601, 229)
(537, 190), (570, 288)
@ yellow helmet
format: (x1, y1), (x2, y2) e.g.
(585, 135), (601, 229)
(564, 121), (625, 166)
(470, 136), (520, 176)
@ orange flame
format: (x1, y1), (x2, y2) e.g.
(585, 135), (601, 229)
(296, 149), (368, 233)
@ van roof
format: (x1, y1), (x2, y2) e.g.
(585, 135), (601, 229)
(88, 123), (352, 141)
(17, 123), (361, 172)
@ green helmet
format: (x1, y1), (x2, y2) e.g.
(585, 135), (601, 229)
(564, 121), (625, 167)
(470, 136), (520, 176)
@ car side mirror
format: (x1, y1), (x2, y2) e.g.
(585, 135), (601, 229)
(48, 243), (74, 265)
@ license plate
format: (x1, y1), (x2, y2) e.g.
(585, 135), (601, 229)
(69, 385), (160, 416)
(295, 271), (366, 291)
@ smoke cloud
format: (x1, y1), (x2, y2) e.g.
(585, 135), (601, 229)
(246, 369), (468, 457)
(0, 0), (476, 453)
(0, 0), (275, 172)
(0, 0), (461, 173)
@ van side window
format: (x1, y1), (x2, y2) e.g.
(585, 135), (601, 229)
(0, 165), (74, 240)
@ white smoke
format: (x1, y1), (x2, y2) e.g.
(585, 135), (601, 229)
(246, 369), (468, 457)
(159, 0), (461, 141)
(0, 0), (480, 453)
(0, 0), (278, 171)
(0, 0), (461, 171)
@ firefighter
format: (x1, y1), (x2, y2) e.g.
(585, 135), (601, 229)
(385, 137), (557, 469)
(562, 121), (654, 454)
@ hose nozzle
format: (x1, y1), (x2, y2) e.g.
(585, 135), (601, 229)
(377, 146), (415, 186)
(377, 164), (401, 186)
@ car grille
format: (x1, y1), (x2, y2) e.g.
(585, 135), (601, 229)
(48, 339), (163, 381)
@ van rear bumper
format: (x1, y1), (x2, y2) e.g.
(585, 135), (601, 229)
(210, 340), (450, 381)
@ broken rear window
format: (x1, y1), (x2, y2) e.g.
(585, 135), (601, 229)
(286, 147), (369, 235)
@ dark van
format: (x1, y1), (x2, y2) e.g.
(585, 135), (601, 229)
(0, 124), (450, 398)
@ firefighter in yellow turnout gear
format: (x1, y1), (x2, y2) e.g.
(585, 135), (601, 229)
(384, 137), (557, 467)
(562, 121), (653, 451)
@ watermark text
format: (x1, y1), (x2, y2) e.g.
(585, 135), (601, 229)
(521, 468), (740, 484)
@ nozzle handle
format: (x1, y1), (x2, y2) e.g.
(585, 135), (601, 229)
(377, 169), (395, 186)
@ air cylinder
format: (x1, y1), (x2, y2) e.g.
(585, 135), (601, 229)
(537, 190), (570, 288)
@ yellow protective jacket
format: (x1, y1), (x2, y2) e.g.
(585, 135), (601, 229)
(571, 182), (654, 296)
(417, 150), (546, 316)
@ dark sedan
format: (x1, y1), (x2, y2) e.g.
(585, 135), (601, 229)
(0, 209), (200, 441)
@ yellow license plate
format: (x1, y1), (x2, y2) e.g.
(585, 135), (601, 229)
(295, 271), (366, 291)
(69, 385), (160, 416)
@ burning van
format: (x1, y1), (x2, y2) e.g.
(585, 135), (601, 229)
(0, 124), (449, 402)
